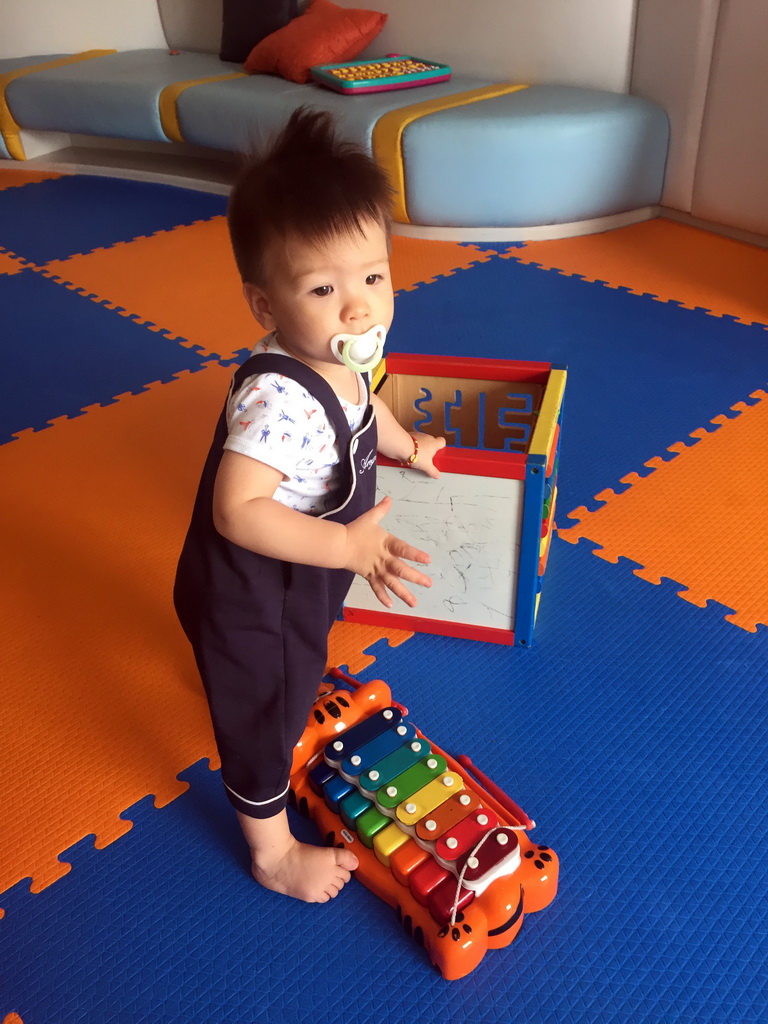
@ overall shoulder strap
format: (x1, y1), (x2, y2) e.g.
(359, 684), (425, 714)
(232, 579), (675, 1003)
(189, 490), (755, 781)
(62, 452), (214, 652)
(233, 353), (352, 444)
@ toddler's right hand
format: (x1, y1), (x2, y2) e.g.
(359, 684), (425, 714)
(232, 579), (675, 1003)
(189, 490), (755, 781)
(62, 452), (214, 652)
(345, 496), (431, 608)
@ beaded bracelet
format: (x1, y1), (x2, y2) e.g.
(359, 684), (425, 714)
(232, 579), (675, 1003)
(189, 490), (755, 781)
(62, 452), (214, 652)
(404, 434), (419, 466)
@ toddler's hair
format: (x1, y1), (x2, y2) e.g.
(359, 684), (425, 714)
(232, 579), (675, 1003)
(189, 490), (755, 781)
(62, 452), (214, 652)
(228, 107), (394, 285)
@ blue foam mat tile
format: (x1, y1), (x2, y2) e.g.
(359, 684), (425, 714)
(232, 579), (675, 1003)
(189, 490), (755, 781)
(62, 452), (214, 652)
(0, 175), (226, 264)
(1, 529), (766, 1023)
(0, 268), (211, 442)
(0, 759), (550, 1024)
(349, 538), (768, 1023)
(393, 257), (768, 516)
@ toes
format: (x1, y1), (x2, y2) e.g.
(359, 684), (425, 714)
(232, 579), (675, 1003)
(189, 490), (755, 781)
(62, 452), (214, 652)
(336, 849), (359, 871)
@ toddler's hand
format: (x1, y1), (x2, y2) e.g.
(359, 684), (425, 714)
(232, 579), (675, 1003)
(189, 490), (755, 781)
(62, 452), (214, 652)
(345, 496), (431, 608)
(411, 433), (446, 479)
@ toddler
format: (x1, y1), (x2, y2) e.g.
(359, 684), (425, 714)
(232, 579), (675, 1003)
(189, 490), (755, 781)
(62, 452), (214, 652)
(174, 108), (445, 904)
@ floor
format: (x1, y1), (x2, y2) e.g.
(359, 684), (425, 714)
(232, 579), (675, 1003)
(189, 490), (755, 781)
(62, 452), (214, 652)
(1, 168), (767, 1024)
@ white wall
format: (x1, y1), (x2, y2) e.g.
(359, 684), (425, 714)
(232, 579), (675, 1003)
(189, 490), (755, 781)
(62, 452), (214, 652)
(2, 0), (637, 94)
(0, 0), (168, 58)
(632, 0), (768, 235)
(342, 0), (637, 91)
(690, 0), (768, 235)
(631, 0), (720, 211)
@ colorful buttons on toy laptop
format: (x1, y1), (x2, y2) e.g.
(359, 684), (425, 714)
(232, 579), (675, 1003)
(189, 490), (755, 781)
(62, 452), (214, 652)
(376, 754), (448, 810)
(358, 737), (429, 793)
(396, 772), (464, 827)
(415, 790), (482, 841)
(324, 707), (402, 767)
(373, 821), (411, 867)
(339, 720), (417, 779)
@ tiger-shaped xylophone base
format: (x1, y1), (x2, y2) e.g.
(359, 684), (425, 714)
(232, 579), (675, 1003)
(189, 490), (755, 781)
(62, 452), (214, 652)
(290, 679), (558, 980)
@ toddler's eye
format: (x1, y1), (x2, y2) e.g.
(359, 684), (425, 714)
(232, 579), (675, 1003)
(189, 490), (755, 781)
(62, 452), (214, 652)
(312, 285), (333, 297)
(366, 274), (383, 285)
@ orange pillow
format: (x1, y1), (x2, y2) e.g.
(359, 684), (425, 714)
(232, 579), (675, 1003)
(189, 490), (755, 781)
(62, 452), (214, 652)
(244, 0), (387, 83)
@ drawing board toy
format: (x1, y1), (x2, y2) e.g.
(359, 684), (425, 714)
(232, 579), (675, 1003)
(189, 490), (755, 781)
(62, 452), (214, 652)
(291, 671), (559, 980)
(344, 353), (567, 647)
(311, 54), (452, 94)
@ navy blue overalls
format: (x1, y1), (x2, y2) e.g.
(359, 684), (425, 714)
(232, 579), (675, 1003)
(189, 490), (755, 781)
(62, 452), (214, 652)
(174, 353), (377, 818)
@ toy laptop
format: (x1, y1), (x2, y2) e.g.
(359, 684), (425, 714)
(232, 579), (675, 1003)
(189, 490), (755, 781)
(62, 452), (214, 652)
(311, 54), (452, 94)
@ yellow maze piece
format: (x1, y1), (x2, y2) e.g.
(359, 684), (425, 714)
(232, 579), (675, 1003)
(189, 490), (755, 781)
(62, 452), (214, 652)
(559, 391), (768, 631)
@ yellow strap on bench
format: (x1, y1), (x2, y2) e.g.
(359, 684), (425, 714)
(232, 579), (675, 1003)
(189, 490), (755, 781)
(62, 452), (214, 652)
(372, 83), (528, 224)
(159, 73), (248, 143)
(0, 50), (116, 160)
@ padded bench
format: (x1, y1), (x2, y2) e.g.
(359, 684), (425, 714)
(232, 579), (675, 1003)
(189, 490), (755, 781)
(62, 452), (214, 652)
(0, 48), (669, 232)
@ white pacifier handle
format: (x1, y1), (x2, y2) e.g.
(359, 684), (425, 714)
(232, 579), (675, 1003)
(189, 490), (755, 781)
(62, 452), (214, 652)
(330, 324), (386, 373)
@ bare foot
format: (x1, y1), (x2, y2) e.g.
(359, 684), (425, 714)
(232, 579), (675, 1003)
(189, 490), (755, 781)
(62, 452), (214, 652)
(252, 837), (359, 903)
(236, 809), (358, 903)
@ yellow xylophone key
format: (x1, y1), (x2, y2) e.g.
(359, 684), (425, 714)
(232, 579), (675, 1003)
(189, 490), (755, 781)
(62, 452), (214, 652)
(396, 772), (463, 828)
(373, 820), (411, 867)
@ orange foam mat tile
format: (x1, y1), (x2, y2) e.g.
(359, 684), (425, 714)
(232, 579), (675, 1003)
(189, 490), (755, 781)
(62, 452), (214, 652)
(558, 389), (768, 632)
(0, 169), (62, 191)
(1, 360), (413, 903)
(40, 221), (498, 360)
(41, 217), (254, 360)
(389, 235), (498, 293)
(507, 218), (768, 327)
(328, 620), (412, 674)
(0, 363), (235, 899)
(0, 250), (26, 276)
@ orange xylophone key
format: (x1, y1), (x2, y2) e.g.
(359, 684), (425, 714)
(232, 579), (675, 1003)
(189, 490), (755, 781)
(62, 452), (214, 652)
(390, 838), (430, 887)
(415, 789), (482, 842)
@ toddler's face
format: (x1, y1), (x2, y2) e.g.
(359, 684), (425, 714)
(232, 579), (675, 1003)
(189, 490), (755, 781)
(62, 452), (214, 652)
(245, 219), (394, 369)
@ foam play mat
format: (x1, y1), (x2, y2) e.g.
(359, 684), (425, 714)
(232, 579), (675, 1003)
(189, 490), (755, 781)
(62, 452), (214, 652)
(1, 168), (767, 1023)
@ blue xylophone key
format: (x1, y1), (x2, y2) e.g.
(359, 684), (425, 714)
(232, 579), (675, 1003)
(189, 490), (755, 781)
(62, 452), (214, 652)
(324, 773), (355, 814)
(309, 758), (338, 795)
(340, 720), (418, 779)
(324, 707), (403, 767)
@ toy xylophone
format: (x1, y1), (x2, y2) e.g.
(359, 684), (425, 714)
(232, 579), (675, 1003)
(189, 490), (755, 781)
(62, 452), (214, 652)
(290, 674), (558, 980)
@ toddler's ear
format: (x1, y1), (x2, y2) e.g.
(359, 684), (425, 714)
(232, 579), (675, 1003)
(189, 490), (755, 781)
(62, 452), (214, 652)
(243, 282), (276, 330)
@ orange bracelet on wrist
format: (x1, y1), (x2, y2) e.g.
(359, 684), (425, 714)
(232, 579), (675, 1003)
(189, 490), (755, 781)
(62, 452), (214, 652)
(404, 434), (419, 466)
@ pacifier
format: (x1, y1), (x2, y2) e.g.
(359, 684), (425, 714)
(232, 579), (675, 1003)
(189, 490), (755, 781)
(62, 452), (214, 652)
(330, 324), (386, 373)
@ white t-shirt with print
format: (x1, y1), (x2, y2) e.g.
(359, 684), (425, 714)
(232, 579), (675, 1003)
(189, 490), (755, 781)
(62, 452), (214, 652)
(224, 333), (368, 514)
